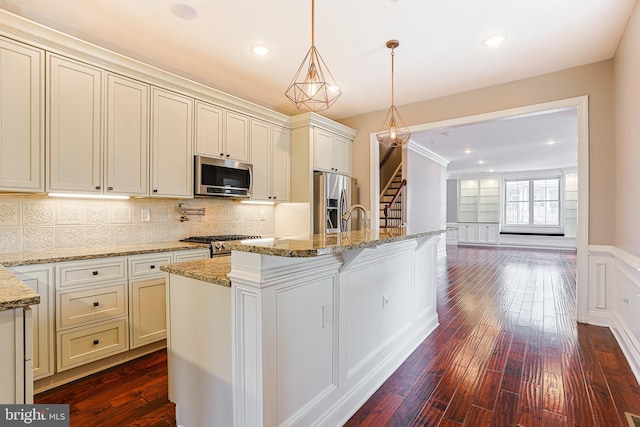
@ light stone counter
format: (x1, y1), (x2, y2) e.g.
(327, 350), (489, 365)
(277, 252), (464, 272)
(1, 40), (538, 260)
(0, 241), (209, 311)
(0, 241), (209, 267)
(160, 256), (231, 287)
(0, 265), (40, 310)
(225, 226), (447, 257)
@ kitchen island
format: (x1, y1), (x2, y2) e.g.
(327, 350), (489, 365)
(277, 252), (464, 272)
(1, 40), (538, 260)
(162, 226), (445, 427)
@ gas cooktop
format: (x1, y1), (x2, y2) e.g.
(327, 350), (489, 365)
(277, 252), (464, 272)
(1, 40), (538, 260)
(180, 234), (261, 256)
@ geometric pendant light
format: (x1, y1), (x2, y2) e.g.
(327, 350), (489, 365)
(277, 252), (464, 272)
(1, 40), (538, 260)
(376, 40), (411, 147)
(285, 0), (341, 111)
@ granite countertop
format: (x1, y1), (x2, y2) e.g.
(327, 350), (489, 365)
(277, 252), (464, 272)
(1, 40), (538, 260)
(226, 226), (447, 257)
(0, 265), (40, 310)
(160, 256), (231, 287)
(0, 241), (209, 311)
(0, 241), (209, 267)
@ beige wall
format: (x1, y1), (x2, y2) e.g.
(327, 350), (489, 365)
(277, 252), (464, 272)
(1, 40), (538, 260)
(614, 1), (640, 257)
(339, 60), (615, 245)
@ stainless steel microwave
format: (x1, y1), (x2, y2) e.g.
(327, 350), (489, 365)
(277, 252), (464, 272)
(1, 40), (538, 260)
(194, 155), (252, 198)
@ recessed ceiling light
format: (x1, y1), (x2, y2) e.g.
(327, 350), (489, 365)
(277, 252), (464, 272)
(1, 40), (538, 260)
(489, 168), (494, 173)
(547, 140), (556, 145)
(251, 45), (271, 56)
(478, 160), (485, 165)
(484, 34), (507, 47)
(170, 3), (198, 20)
(464, 149), (472, 154)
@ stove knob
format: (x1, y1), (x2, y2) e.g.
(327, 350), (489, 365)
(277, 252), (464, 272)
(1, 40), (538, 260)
(214, 243), (224, 250)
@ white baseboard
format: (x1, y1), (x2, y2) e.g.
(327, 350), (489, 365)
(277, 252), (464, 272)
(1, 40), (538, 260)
(611, 311), (640, 383)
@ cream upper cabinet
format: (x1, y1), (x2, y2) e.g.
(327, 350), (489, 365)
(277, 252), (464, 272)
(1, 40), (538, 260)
(195, 100), (223, 157)
(195, 102), (249, 162)
(250, 119), (290, 202)
(224, 110), (250, 162)
(333, 134), (351, 175)
(47, 54), (103, 193)
(150, 87), (193, 198)
(313, 127), (352, 175)
(0, 37), (44, 192)
(271, 125), (291, 201)
(106, 74), (149, 196)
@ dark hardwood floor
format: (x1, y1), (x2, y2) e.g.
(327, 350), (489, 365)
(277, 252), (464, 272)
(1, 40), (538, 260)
(36, 246), (640, 426)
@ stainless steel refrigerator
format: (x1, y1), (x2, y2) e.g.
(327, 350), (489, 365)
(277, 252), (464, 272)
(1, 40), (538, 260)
(313, 171), (360, 234)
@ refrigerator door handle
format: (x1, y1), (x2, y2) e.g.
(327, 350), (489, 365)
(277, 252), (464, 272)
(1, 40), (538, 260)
(340, 189), (348, 231)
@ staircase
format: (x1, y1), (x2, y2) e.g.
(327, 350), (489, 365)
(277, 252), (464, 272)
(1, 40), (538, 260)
(380, 165), (405, 228)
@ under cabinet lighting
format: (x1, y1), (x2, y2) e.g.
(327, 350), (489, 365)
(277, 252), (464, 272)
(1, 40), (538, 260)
(240, 200), (275, 205)
(48, 193), (130, 200)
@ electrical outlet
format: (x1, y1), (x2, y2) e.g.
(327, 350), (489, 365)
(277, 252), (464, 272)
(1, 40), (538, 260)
(141, 208), (150, 222)
(382, 295), (390, 308)
(322, 304), (332, 328)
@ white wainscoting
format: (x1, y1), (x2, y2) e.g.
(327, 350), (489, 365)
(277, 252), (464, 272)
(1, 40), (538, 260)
(588, 245), (640, 383)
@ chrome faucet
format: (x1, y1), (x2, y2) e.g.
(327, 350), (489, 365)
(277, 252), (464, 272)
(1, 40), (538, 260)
(342, 204), (369, 231)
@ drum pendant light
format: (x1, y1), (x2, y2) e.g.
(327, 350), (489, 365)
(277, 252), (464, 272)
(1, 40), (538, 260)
(285, 0), (341, 111)
(376, 40), (411, 147)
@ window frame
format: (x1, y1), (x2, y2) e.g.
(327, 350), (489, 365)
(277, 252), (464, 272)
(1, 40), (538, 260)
(502, 176), (564, 235)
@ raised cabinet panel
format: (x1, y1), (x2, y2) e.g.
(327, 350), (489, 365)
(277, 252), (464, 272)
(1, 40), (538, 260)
(250, 119), (270, 201)
(129, 278), (166, 348)
(271, 125), (290, 201)
(224, 111), (250, 162)
(477, 223), (499, 244)
(47, 54), (102, 193)
(150, 87), (193, 198)
(195, 101), (224, 157)
(9, 265), (54, 380)
(0, 37), (44, 192)
(333, 134), (351, 175)
(313, 128), (334, 172)
(458, 223), (478, 243)
(106, 74), (149, 196)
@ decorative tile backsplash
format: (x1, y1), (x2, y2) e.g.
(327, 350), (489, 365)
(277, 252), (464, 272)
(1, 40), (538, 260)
(0, 195), (275, 253)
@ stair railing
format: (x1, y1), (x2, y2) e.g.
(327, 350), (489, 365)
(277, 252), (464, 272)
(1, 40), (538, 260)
(380, 162), (403, 198)
(382, 179), (406, 228)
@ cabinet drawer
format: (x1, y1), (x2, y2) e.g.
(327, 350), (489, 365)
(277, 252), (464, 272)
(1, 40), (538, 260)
(173, 249), (210, 263)
(57, 258), (127, 288)
(128, 253), (173, 279)
(57, 318), (128, 372)
(57, 283), (127, 329)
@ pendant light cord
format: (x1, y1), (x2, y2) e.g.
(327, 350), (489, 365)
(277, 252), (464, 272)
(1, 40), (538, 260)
(311, 0), (315, 47)
(391, 47), (395, 108)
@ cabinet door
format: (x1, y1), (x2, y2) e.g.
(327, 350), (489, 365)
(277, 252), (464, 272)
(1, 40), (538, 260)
(48, 54), (102, 193)
(106, 74), (149, 196)
(313, 127), (333, 172)
(195, 101), (224, 157)
(271, 125), (290, 201)
(333, 134), (351, 175)
(459, 223), (478, 243)
(224, 111), (249, 162)
(129, 278), (166, 349)
(250, 119), (271, 201)
(0, 37), (44, 192)
(9, 265), (54, 380)
(150, 87), (193, 198)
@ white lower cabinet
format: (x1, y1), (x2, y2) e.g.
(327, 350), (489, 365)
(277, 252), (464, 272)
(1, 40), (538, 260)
(9, 265), (54, 380)
(478, 223), (499, 244)
(458, 223), (478, 243)
(129, 278), (166, 349)
(0, 307), (33, 404)
(458, 223), (499, 245)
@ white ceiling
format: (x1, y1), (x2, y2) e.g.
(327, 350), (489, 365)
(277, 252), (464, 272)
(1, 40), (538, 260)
(0, 0), (635, 120)
(411, 108), (578, 174)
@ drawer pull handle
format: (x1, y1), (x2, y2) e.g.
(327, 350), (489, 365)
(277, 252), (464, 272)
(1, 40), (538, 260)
(93, 301), (100, 307)
(93, 339), (100, 345)
(92, 271), (98, 276)
(150, 265), (156, 269)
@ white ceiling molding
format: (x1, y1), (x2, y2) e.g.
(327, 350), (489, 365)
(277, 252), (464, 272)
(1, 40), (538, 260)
(407, 141), (450, 167)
